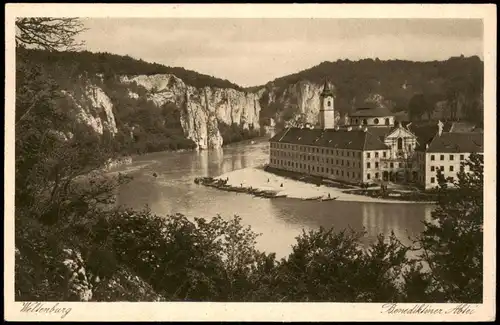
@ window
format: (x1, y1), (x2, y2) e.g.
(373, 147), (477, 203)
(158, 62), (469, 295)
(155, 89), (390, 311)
(375, 172), (379, 179)
(375, 152), (379, 158)
(383, 151), (387, 158)
(385, 118), (390, 125)
(363, 119), (368, 125)
(347, 161), (350, 167)
(460, 166), (464, 172)
(336, 170), (339, 175)
(347, 172), (349, 177)
(375, 162), (379, 168)
(408, 144), (412, 151)
(450, 166), (454, 172)
(367, 162), (371, 168)
(450, 155), (454, 161)
(390, 162), (394, 168)
(431, 177), (435, 184)
(431, 166), (435, 172)
(355, 119), (359, 124)
(460, 154), (465, 160)
(440, 155), (444, 161)
(397, 138), (403, 150)
(327, 100), (331, 107)
(341, 171), (344, 176)
(367, 173), (371, 179)
(431, 155), (435, 161)
(449, 177), (454, 182)
(374, 118), (379, 125)
(440, 166), (444, 171)
(367, 152), (371, 158)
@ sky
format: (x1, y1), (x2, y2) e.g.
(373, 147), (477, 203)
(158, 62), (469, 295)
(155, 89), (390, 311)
(78, 18), (484, 87)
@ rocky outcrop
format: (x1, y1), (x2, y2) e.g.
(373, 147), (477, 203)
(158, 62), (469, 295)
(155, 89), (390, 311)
(120, 74), (261, 150)
(62, 83), (118, 136)
(260, 80), (395, 127)
(59, 74), (262, 150)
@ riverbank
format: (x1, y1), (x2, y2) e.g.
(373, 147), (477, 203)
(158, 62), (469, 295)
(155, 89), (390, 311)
(206, 166), (435, 204)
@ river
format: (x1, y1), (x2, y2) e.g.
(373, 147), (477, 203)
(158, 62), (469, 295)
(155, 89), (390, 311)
(111, 138), (435, 259)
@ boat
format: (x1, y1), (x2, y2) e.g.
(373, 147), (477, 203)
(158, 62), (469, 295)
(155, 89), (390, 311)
(304, 196), (323, 201)
(320, 197), (338, 201)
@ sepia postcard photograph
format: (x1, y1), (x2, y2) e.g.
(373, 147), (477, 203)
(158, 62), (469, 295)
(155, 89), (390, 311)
(4, 3), (496, 322)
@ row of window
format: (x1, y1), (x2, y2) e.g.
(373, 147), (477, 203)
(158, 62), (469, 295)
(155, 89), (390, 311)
(270, 159), (379, 181)
(270, 144), (362, 157)
(352, 118), (391, 126)
(272, 153), (362, 167)
(430, 154), (466, 161)
(430, 165), (466, 172)
(271, 158), (361, 168)
(366, 151), (388, 159)
(271, 154), (413, 170)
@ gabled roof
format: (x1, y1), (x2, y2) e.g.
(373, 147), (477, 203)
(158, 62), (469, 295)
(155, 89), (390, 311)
(349, 106), (393, 117)
(409, 121), (454, 149)
(364, 126), (394, 141)
(269, 127), (389, 151)
(418, 132), (483, 153)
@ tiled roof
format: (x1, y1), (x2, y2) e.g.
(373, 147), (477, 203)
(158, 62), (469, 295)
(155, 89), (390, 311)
(349, 106), (393, 117)
(364, 126), (395, 141)
(420, 132), (484, 153)
(269, 127), (389, 151)
(410, 121), (454, 150)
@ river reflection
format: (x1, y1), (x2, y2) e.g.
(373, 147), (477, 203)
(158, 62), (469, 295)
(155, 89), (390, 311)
(113, 139), (435, 259)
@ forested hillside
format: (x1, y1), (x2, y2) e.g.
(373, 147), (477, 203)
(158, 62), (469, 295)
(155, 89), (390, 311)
(254, 56), (484, 127)
(17, 48), (260, 154)
(21, 48), (243, 90)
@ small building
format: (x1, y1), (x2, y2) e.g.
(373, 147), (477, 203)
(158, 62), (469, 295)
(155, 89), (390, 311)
(414, 121), (484, 190)
(348, 105), (396, 127)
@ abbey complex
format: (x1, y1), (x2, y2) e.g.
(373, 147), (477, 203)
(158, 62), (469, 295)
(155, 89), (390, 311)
(269, 81), (483, 190)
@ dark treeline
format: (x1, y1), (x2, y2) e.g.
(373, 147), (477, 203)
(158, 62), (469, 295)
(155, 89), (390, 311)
(18, 47), (243, 90)
(218, 122), (261, 146)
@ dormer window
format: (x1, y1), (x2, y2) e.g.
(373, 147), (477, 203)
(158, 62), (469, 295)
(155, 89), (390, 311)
(374, 118), (379, 125)
(385, 118), (390, 125)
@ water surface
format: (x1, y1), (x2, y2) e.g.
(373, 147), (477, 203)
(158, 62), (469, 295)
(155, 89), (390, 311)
(113, 139), (434, 258)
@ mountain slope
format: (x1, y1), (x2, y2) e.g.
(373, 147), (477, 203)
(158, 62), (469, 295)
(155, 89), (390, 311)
(18, 48), (260, 152)
(254, 56), (484, 128)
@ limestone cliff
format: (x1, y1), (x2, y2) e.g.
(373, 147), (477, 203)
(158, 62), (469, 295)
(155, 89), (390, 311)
(120, 74), (261, 149)
(60, 74), (261, 150)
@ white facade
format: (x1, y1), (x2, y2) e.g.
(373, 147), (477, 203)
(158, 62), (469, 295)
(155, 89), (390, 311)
(417, 152), (475, 190)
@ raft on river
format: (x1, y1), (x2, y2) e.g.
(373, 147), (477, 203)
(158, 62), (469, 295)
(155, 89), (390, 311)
(194, 177), (287, 199)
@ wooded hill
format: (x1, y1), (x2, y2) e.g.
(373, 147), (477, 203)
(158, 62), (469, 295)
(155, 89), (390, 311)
(253, 56), (484, 125)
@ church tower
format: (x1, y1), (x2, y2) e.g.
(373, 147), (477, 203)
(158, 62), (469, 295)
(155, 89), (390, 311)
(319, 79), (335, 129)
